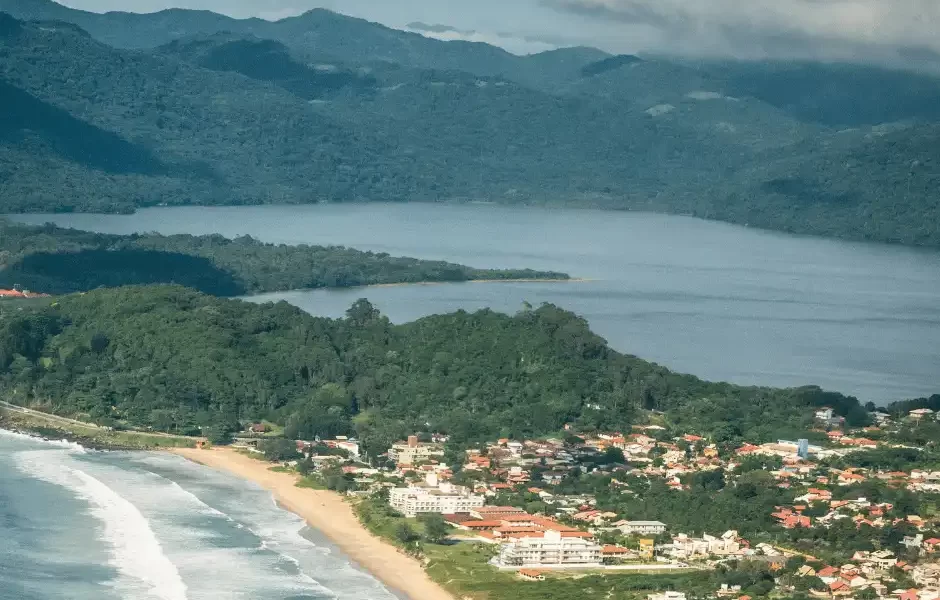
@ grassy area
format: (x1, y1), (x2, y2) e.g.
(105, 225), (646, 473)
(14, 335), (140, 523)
(350, 494), (706, 600)
(296, 475), (328, 490)
(0, 406), (198, 449)
(424, 542), (702, 600)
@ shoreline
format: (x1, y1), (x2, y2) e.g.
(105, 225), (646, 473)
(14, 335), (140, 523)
(245, 276), (594, 298)
(354, 276), (593, 290)
(170, 447), (455, 600)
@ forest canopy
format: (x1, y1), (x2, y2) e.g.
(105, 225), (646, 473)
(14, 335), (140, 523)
(0, 222), (568, 296)
(0, 286), (869, 457)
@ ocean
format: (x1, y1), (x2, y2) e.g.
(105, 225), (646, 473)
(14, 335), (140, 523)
(0, 430), (402, 600)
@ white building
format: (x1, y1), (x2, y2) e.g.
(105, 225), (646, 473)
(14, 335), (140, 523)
(389, 474), (484, 518)
(648, 593), (687, 600)
(910, 408), (936, 420)
(496, 530), (602, 568)
(665, 532), (740, 559)
(388, 436), (444, 466)
(614, 520), (667, 536)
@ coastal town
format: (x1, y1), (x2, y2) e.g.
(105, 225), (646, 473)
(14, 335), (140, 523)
(236, 404), (940, 600)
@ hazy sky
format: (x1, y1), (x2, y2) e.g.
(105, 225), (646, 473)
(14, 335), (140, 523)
(59, 0), (939, 65)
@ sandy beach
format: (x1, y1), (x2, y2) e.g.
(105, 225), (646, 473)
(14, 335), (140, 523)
(171, 447), (455, 600)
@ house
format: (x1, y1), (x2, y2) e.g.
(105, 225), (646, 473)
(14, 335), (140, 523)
(0, 289), (26, 298)
(666, 532), (740, 559)
(828, 581), (852, 596)
(924, 538), (940, 554)
(716, 584), (743, 597)
(909, 408), (935, 420)
(517, 569), (545, 581)
(838, 472), (866, 485)
(648, 593), (687, 600)
(614, 520), (667, 536)
(601, 545), (633, 562)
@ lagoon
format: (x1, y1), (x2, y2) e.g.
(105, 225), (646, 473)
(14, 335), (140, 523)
(13, 203), (940, 403)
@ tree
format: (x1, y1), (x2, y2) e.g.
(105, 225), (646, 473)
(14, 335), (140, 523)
(345, 298), (381, 326)
(394, 522), (420, 545)
(420, 513), (451, 544)
(258, 438), (301, 462)
(89, 332), (110, 353)
(602, 446), (626, 464)
(205, 424), (232, 445)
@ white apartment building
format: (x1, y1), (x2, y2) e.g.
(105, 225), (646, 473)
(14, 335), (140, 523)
(388, 435), (444, 466)
(496, 530), (603, 568)
(615, 520), (667, 536)
(648, 593), (687, 600)
(389, 476), (484, 517)
(665, 532), (740, 559)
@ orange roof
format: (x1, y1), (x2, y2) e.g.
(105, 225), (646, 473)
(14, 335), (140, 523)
(518, 569), (544, 578)
(464, 521), (504, 529)
(602, 545), (630, 554)
(0, 289), (26, 297)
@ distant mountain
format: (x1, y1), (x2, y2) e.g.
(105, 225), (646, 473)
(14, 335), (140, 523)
(0, 0), (607, 89)
(0, 8), (939, 247)
(156, 35), (378, 100)
(0, 17), (427, 212)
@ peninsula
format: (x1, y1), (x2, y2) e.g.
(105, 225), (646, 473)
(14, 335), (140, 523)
(0, 221), (569, 296)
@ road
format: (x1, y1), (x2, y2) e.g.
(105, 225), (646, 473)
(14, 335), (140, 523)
(0, 400), (203, 442)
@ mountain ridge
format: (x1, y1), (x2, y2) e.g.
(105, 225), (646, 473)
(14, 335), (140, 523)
(0, 9), (939, 247)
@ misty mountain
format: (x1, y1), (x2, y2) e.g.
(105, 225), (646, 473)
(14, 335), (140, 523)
(0, 6), (938, 247)
(0, 0), (607, 90)
(156, 35), (378, 100)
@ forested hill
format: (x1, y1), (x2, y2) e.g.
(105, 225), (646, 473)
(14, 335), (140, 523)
(0, 285), (869, 455)
(0, 222), (567, 296)
(1, 9), (940, 247)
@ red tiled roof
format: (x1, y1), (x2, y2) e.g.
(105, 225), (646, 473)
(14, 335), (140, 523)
(518, 569), (544, 578)
(464, 521), (504, 529)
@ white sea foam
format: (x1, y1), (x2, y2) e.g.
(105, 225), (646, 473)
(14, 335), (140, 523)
(14, 451), (188, 600)
(131, 453), (398, 599)
(0, 427), (86, 451)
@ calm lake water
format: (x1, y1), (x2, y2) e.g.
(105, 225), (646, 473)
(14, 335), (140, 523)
(13, 204), (940, 403)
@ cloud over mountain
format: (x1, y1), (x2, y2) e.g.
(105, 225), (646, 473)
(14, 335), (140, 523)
(542, 0), (940, 64)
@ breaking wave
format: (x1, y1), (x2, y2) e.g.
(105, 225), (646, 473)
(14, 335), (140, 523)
(0, 428), (86, 452)
(14, 451), (188, 600)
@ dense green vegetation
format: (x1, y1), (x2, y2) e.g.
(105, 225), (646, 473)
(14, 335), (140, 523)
(1, 8), (939, 246)
(0, 285), (871, 458)
(0, 222), (567, 295)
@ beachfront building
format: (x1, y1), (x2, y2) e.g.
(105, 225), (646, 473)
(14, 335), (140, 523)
(495, 530), (603, 569)
(648, 593), (687, 600)
(389, 474), (484, 517)
(388, 435), (444, 466)
(614, 520), (667, 536)
(663, 532), (741, 559)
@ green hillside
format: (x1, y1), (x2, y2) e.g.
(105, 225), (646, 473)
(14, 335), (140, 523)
(0, 285), (868, 452)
